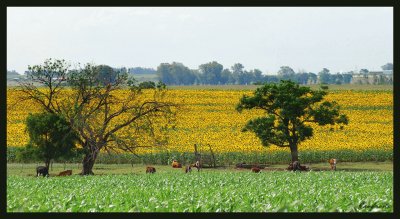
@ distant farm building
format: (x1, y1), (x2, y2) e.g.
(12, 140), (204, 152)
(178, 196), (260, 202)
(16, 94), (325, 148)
(350, 70), (393, 85)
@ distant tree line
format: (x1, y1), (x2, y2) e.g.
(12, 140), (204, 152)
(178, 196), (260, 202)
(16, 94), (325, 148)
(128, 67), (157, 74)
(156, 62), (358, 85)
(9, 62), (393, 86)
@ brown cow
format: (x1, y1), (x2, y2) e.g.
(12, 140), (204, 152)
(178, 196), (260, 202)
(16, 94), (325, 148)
(58, 170), (72, 176)
(146, 166), (156, 173)
(329, 158), (337, 171)
(251, 167), (261, 173)
(172, 160), (182, 168)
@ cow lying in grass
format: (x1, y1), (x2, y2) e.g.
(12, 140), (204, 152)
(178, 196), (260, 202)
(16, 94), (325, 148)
(287, 161), (309, 171)
(57, 170), (72, 176)
(251, 167), (261, 173)
(36, 166), (49, 177)
(329, 158), (337, 171)
(172, 160), (182, 168)
(146, 166), (156, 173)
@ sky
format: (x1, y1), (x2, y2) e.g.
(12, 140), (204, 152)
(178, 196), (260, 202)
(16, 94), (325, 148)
(7, 7), (393, 74)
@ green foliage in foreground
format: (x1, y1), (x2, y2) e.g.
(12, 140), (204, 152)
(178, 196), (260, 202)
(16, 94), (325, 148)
(7, 171), (392, 212)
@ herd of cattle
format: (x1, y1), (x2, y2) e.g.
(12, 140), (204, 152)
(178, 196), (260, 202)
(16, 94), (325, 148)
(35, 158), (338, 177)
(145, 158), (338, 174)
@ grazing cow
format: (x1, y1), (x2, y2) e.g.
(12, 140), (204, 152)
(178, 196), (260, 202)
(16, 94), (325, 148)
(192, 160), (201, 171)
(251, 167), (261, 173)
(185, 165), (192, 173)
(58, 170), (72, 176)
(287, 161), (309, 171)
(329, 158), (337, 171)
(36, 166), (49, 177)
(172, 160), (182, 168)
(292, 161), (300, 171)
(287, 161), (302, 172)
(146, 166), (156, 173)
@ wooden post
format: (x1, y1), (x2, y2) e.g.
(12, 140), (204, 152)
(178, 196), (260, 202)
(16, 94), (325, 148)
(208, 144), (216, 168)
(194, 144), (201, 171)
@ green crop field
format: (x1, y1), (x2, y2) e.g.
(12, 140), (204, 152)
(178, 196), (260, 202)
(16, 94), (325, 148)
(7, 168), (393, 212)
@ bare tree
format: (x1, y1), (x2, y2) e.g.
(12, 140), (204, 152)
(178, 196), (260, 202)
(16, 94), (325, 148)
(16, 59), (177, 175)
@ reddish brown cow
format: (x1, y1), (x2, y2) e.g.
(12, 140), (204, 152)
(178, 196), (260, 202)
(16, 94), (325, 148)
(58, 170), (72, 176)
(329, 158), (337, 171)
(172, 160), (182, 168)
(251, 167), (261, 173)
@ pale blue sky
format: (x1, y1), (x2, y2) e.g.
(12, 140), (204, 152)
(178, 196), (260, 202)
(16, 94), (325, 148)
(7, 7), (393, 74)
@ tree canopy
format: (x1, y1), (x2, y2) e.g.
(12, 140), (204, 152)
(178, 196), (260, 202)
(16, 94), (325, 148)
(18, 59), (177, 175)
(236, 80), (349, 164)
(25, 112), (78, 168)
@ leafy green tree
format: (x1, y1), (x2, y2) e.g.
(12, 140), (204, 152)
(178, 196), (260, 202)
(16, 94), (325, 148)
(25, 112), (78, 169)
(95, 65), (119, 86)
(342, 73), (353, 84)
(253, 69), (263, 83)
(231, 63), (244, 84)
(295, 72), (310, 85)
(199, 61), (223, 85)
(128, 67), (157, 74)
(157, 63), (174, 85)
(277, 66), (296, 81)
(332, 73), (343, 85)
(170, 62), (194, 85)
(236, 80), (348, 164)
(318, 68), (331, 84)
(359, 69), (369, 75)
(308, 72), (318, 84)
(138, 81), (156, 89)
(381, 63), (393, 71)
(157, 62), (195, 85)
(220, 69), (232, 84)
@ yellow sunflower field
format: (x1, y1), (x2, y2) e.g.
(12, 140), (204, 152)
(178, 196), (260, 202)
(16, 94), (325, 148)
(7, 88), (392, 161)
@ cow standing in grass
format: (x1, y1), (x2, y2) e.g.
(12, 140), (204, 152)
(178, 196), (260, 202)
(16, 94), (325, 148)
(185, 165), (192, 173)
(329, 158), (337, 171)
(192, 161), (201, 172)
(36, 166), (49, 177)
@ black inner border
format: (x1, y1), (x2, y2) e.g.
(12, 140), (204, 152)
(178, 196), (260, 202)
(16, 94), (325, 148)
(1, 0), (398, 219)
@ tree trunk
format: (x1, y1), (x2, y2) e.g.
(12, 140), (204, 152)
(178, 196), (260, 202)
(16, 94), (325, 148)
(45, 159), (51, 170)
(289, 143), (299, 162)
(81, 148), (98, 175)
